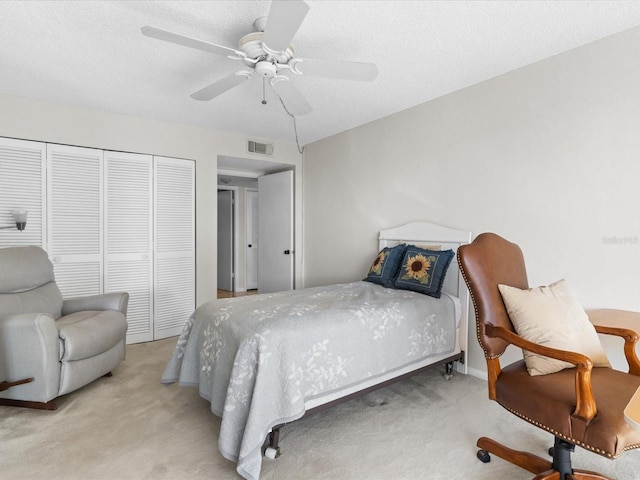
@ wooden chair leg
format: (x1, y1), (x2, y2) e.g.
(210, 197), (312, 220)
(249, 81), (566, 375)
(532, 471), (560, 480)
(477, 437), (552, 474)
(570, 471), (612, 480)
(477, 437), (611, 480)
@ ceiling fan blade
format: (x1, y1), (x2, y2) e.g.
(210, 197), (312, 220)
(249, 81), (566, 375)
(141, 26), (244, 58)
(262, 0), (310, 54)
(292, 58), (378, 81)
(191, 71), (253, 101)
(271, 77), (312, 116)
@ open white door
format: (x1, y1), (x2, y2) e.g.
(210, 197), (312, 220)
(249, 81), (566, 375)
(258, 170), (293, 293)
(217, 190), (234, 291)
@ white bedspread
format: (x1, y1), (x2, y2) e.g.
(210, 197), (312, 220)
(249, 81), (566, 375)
(161, 281), (456, 480)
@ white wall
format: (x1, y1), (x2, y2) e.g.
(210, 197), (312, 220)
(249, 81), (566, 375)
(302, 26), (640, 375)
(0, 93), (302, 306)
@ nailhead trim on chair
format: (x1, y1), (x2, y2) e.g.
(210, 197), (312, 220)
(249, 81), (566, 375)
(501, 404), (640, 459)
(456, 252), (496, 360)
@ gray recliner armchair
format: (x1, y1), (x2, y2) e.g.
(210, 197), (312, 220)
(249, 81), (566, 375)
(0, 246), (128, 409)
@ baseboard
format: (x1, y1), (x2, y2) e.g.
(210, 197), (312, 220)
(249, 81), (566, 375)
(466, 366), (488, 381)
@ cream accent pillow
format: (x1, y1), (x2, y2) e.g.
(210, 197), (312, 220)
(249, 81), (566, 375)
(498, 279), (610, 376)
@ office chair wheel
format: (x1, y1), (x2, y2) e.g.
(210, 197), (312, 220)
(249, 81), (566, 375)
(477, 449), (491, 463)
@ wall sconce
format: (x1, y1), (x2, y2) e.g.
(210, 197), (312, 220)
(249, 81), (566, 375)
(0, 209), (28, 231)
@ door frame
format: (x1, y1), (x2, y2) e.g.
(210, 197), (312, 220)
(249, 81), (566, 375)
(217, 185), (240, 292)
(245, 188), (258, 290)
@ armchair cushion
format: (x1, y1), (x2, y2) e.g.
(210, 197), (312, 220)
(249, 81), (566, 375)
(56, 310), (128, 362)
(0, 246), (56, 293)
(0, 282), (63, 319)
(0, 246), (63, 319)
(498, 279), (610, 376)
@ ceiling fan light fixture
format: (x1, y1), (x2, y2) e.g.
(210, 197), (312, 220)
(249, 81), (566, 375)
(255, 61), (277, 78)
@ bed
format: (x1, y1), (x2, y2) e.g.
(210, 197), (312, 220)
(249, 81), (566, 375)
(161, 221), (471, 480)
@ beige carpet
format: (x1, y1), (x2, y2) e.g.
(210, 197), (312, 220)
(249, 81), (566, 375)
(2, 337), (640, 480)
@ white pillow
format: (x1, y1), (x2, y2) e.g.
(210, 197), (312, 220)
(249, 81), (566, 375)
(498, 279), (610, 376)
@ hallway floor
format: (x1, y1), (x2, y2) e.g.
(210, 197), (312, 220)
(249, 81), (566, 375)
(217, 289), (258, 299)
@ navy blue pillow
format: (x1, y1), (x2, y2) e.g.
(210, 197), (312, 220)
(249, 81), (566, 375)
(364, 244), (406, 288)
(393, 246), (454, 298)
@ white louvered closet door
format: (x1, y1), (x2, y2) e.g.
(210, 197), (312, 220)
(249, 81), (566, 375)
(0, 138), (46, 248)
(47, 145), (103, 298)
(154, 156), (195, 340)
(105, 151), (153, 344)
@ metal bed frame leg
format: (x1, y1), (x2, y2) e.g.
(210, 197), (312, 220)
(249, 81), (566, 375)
(444, 351), (465, 380)
(265, 427), (282, 459)
(443, 361), (455, 380)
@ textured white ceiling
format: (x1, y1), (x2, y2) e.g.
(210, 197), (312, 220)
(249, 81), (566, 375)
(2, 1), (640, 146)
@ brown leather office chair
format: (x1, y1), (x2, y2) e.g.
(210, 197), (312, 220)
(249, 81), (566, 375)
(457, 232), (640, 479)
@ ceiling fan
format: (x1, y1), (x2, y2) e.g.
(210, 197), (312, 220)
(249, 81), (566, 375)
(141, 0), (378, 116)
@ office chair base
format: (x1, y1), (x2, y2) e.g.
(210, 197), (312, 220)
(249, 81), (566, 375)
(476, 437), (611, 480)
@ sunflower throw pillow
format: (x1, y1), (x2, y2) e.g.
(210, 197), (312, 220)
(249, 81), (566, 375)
(393, 246), (454, 298)
(364, 244), (406, 288)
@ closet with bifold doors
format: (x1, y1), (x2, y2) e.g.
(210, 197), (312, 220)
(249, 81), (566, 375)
(0, 137), (195, 344)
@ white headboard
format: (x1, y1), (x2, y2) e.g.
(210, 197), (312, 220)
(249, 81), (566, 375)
(378, 221), (472, 366)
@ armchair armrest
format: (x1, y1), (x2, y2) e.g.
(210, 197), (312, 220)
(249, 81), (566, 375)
(588, 309), (640, 376)
(62, 292), (129, 317)
(593, 324), (640, 376)
(485, 323), (597, 423)
(0, 313), (60, 403)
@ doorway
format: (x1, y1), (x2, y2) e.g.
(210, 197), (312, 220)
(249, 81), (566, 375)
(217, 155), (295, 296)
(216, 176), (257, 295)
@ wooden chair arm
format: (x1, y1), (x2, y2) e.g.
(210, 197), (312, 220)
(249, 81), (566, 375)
(593, 324), (640, 376)
(485, 324), (597, 422)
(485, 324), (594, 367)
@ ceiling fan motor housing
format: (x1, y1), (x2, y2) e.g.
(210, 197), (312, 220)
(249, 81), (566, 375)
(238, 32), (294, 65)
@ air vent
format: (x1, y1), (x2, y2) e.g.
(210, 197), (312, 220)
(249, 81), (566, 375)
(247, 140), (274, 156)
